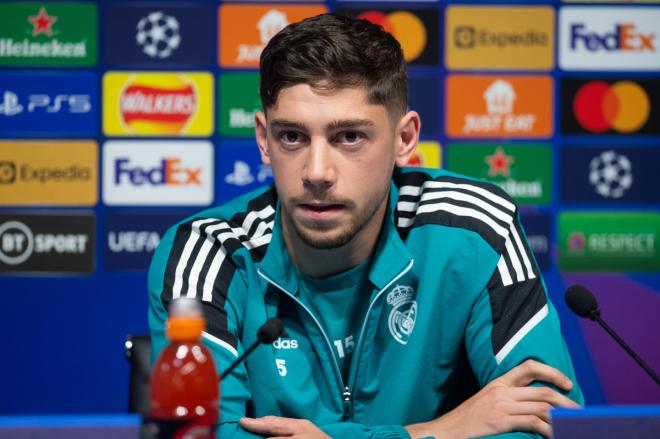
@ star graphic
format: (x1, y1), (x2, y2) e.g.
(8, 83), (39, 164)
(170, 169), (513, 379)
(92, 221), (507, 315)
(28, 7), (57, 37)
(485, 147), (514, 177)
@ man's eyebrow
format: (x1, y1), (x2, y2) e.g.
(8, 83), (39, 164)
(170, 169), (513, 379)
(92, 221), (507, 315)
(327, 119), (375, 130)
(269, 120), (307, 131)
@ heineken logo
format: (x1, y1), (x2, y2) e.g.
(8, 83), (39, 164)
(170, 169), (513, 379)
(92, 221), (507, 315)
(0, 2), (97, 66)
(29, 7), (57, 36)
(447, 143), (552, 205)
(485, 146), (513, 177)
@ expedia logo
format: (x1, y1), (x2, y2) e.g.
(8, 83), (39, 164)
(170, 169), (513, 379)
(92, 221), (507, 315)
(339, 8), (438, 65)
(0, 161), (16, 184)
(11, 163), (91, 184)
(103, 72), (213, 136)
(446, 6), (554, 70)
(0, 215), (95, 273)
(119, 80), (196, 134)
(454, 26), (548, 49)
(570, 22), (655, 52)
(0, 141), (97, 206)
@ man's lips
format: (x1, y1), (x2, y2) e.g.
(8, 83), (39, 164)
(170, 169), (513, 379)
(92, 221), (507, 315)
(299, 203), (344, 212)
(297, 203), (346, 219)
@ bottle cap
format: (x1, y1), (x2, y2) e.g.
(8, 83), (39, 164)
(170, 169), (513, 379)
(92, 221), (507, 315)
(166, 298), (206, 341)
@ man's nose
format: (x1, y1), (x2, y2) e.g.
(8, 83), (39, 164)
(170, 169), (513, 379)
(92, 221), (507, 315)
(302, 140), (336, 189)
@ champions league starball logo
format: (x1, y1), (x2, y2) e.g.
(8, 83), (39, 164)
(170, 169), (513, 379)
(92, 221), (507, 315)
(387, 284), (417, 345)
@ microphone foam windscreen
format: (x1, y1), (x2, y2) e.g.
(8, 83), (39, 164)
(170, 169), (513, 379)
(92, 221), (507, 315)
(565, 284), (599, 318)
(257, 317), (284, 344)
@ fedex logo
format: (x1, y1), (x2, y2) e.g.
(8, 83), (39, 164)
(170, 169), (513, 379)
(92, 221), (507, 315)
(103, 141), (213, 206)
(571, 23), (655, 52)
(559, 8), (660, 71)
(114, 158), (202, 186)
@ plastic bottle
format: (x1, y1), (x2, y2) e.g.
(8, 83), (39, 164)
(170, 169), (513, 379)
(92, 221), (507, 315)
(147, 298), (219, 438)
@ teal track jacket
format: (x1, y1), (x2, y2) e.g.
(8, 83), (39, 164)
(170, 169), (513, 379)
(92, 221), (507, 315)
(149, 168), (584, 438)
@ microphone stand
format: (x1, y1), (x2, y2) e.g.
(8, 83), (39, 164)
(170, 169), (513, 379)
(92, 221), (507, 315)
(589, 309), (660, 386)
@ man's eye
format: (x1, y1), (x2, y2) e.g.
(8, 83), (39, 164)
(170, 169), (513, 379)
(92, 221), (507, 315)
(280, 131), (301, 144)
(337, 131), (364, 145)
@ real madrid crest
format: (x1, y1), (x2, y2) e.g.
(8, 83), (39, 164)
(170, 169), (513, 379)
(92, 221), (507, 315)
(387, 284), (417, 345)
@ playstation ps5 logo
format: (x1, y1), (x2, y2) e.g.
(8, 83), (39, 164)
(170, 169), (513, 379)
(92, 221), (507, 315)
(386, 284), (417, 345)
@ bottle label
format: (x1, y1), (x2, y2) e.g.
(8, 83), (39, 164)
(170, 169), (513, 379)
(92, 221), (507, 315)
(144, 417), (217, 439)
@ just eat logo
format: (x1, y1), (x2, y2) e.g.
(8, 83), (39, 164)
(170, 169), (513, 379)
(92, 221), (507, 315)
(114, 157), (202, 186)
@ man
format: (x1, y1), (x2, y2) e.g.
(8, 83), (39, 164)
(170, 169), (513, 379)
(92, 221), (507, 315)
(149, 13), (583, 439)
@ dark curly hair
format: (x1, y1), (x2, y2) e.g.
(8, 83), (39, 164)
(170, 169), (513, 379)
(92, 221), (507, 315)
(259, 13), (407, 119)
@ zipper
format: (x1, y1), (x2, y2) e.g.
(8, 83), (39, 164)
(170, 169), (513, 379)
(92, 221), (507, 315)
(257, 259), (414, 422)
(256, 269), (348, 418)
(345, 259), (415, 416)
(342, 386), (352, 421)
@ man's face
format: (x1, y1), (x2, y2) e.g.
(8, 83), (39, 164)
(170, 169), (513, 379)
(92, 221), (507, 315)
(255, 84), (413, 249)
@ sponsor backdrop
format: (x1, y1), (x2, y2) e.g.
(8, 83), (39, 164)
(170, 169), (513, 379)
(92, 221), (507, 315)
(0, 0), (658, 414)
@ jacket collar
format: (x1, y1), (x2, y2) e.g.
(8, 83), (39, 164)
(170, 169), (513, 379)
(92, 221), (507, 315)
(257, 181), (414, 293)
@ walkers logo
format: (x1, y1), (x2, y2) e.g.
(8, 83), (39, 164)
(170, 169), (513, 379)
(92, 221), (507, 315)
(103, 141), (213, 206)
(446, 143), (551, 205)
(560, 146), (660, 203)
(0, 2), (97, 67)
(219, 4), (327, 68)
(104, 3), (214, 66)
(337, 8), (438, 66)
(561, 79), (659, 135)
(103, 72), (213, 136)
(559, 212), (660, 271)
(446, 6), (554, 70)
(409, 76), (440, 136)
(559, 7), (660, 70)
(0, 141), (97, 206)
(0, 71), (97, 136)
(105, 213), (187, 271)
(446, 75), (553, 138)
(520, 213), (551, 272)
(218, 141), (273, 203)
(219, 73), (261, 136)
(406, 142), (441, 169)
(0, 213), (94, 273)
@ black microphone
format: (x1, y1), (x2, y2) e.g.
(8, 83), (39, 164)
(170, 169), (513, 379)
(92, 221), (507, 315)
(565, 285), (659, 386)
(220, 317), (285, 380)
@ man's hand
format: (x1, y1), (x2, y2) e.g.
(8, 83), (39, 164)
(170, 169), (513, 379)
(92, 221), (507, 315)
(405, 359), (580, 439)
(240, 416), (331, 439)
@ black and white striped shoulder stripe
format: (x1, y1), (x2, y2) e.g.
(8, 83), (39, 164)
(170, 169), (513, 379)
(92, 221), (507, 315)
(396, 172), (515, 250)
(161, 189), (277, 356)
(395, 172), (547, 363)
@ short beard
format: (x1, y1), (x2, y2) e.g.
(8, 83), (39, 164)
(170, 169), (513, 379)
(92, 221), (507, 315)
(285, 187), (390, 250)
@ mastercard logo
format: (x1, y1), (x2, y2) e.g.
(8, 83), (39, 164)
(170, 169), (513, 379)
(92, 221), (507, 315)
(573, 81), (650, 134)
(357, 11), (427, 62)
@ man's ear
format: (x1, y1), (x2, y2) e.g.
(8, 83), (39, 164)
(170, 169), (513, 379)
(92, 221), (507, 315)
(255, 111), (271, 165)
(394, 111), (421, 167)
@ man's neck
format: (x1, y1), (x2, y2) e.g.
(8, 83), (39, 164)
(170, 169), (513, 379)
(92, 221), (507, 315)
(282, 202), (388, 279)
